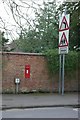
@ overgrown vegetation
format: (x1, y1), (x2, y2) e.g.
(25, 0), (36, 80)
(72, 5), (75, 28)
(45, 49), (78, 77)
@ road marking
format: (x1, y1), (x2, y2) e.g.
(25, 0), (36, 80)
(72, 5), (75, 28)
(24, 107), (64, 111)
(4, 109), (22, 112)
(3, 107), (57, 112)
(73, 108), (78, 112)
(3, 107), (78, 112)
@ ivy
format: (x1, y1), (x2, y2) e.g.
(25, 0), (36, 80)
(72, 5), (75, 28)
(45, 49), (78, 77)
(65, 51), (78, 71)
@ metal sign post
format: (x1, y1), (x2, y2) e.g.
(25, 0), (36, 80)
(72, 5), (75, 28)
(59, 12), (70, 95)
(59, 54), (62, 94)
(62, 54), (65, 95)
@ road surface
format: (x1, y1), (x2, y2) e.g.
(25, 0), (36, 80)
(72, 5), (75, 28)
(2, 107), (78, 118)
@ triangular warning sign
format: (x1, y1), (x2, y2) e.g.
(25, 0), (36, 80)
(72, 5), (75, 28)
(59, 32), (68, 47)
(59, 16), (69, 31)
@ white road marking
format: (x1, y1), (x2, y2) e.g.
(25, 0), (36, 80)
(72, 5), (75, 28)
(4, 109), (22, 112)
(4, 107), (57, 112)
(73, 108), (78, 111)
(4, 107), (79, 112)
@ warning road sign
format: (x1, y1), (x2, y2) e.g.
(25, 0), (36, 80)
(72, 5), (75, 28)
(59, 14), (70, 31)
(59, 32), (68, 47)
(59, 14), (70, 54)
(59, 30), (69, 54)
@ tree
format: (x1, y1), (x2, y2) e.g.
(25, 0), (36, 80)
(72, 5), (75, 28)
(12, 1), (80, 53)
(0, 0), (44, 40)
(13, 1), (58, 53)
(34, 1), (58, 50)
(0, 31), (9, 51)
(0, 31), (14, 52)
(1, 0), (79, 52)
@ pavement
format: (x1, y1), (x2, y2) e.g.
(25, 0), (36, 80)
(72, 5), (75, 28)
(1, 92), (79, 110)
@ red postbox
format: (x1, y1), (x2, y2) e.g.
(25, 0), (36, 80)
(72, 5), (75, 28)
(25, 65), (30, 78)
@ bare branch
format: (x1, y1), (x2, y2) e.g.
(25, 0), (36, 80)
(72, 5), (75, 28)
(0, 0), (44, 40)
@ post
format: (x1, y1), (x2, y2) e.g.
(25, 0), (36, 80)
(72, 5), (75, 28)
(59, 8), (70, 95)
(16, 83), (19, 94)
(62, 54), (65, 95)
(15, 78), (20, 94)
(59, 54), (62, 94)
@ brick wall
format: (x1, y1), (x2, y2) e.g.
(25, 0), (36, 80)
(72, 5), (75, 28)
(2, 52), (78, 93)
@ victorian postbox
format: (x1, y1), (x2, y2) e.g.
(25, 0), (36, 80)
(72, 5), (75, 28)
(25, 65), (30, 78)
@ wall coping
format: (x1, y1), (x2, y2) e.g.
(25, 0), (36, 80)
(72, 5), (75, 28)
(0, 51), (45, 56)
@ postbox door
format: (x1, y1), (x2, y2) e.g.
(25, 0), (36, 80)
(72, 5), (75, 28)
(25, 65), (30, 78)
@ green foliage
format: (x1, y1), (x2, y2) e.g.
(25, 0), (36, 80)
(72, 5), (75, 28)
(45, 49), (78, 77)
(13, 1), (58, 53)
(45, 49), (59, 75)
(13, 1), (80, 53)
(34, 1), (58, 50)
(65, 51), (78, 77)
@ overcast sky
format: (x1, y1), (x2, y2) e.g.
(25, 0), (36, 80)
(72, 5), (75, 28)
(0, 0), (64, 41)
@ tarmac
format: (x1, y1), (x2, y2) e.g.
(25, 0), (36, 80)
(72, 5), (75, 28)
(1, 92), (79, 110)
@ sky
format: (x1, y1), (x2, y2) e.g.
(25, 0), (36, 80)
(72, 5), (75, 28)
(0, 0), (64, 42)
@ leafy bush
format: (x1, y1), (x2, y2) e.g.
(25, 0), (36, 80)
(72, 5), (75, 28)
(45, 49), (59, 75)
(45, 49), (78, 77)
